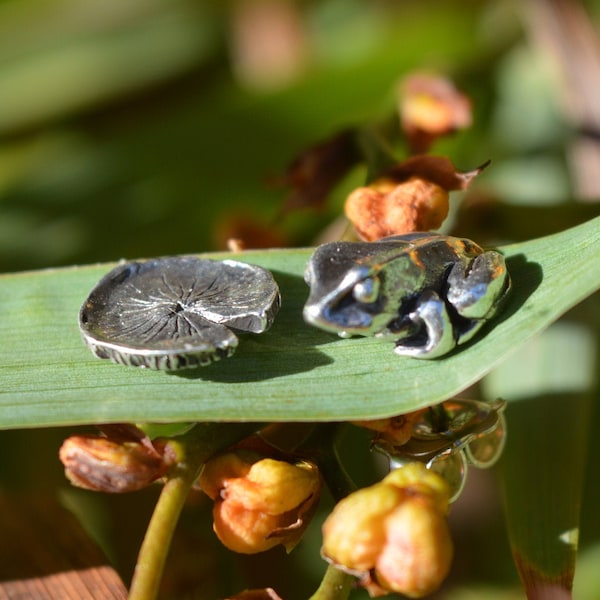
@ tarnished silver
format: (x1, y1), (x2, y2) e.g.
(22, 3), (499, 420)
(375, 399), (507, 502)
(303, 232), (510, 358)
(79, 256), (281, 370)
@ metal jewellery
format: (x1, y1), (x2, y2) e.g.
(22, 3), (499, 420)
(303, 232), (510, 358)
(79, 256), (281, 370)
(375, 399), (507, 502)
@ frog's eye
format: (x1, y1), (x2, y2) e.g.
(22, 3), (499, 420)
(352, 276), (380, 304)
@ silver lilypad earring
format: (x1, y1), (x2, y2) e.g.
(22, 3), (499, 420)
(79, 256), (281, 370)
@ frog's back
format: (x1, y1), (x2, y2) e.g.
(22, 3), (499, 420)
(306, 232), (485, 299)
(367, 233), (483, 272)
(379, 232), (483, 257)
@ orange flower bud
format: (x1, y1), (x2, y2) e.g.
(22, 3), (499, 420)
(59, 428), (169, 493)
(198, 449), (256, 500)
(322, 463), (452, 598)
(399, 73), (472, 154)
(344, 155), (488, 241)
(345, 177), (449, 241)
(198, 451), (321, 554)
(354, 410), (426, 446)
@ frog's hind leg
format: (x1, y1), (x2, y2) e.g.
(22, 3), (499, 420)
(392, 290), (457, 359)
(446, 251), (510, 320)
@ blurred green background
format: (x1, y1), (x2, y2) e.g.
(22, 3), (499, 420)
(1, 0), (600, 598)
(2, 0), (597, 274)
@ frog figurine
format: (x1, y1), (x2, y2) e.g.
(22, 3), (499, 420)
(303, 232), (510, 359)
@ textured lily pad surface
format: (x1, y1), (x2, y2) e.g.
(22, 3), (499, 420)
(0, 216), (598, 429)
(79, 257), (280, 370)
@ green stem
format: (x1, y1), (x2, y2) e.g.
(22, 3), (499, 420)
(299, 422), (357, 502)
(308, 563), (354, 600)
(355, 126), (398, 182)
(299, 423), (358, 600)
(128, 422), (260, 600)
(129, 464), (196, 600)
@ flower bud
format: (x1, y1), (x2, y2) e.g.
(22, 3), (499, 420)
(374, 495), (453, 598)
(383, 463), (451, 516)
(322, 463), (452, 598)
(345, 176), (449, 241)
(399, 73), (472, 154)
(345, 155), (488, 242)
(198, 450), (321, 554)
(59, 426), (169, 493)
(354, 410), (426, 446)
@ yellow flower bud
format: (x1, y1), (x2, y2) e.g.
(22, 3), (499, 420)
(382, 463), (451, 516)
(376, 496), (453, 597)
(322, 482), (404, 572)
(199, 451), (321, 554)
(322, 463), (453, 598)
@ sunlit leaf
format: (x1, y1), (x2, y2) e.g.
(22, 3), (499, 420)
(0, 216), (598, 429)
(485, 321), (597, 597)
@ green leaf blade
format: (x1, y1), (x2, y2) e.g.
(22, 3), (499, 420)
(0, 216), (599, 429)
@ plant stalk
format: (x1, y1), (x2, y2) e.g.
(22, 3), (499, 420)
(129, 464), (197, 600)
(308, 563), (354, 600)
(128, 422), (260, 600)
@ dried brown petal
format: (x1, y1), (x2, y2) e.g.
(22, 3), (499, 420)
(384, 155), (490, 191)
(214, 212), (288, 250)
(345, 156), (489, 240)
(282, 129), (361, 212)
(59, 427), (168, 493)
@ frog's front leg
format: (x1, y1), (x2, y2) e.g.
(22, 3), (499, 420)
(391, 251), (509, 358)
(390, 290), (457, 358)
(445, 251), (510, 343)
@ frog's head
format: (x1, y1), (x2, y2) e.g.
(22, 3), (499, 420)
(303, 239), (413, 337)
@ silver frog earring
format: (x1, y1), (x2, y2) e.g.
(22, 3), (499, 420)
(303, 232), (510, 359)
(79, 256), (280, 370)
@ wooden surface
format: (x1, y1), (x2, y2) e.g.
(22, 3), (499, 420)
(0, 492), (128, 599)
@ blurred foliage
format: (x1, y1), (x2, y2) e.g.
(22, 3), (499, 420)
(0, 0), (565, 272)
(1, 0), (600, 598)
